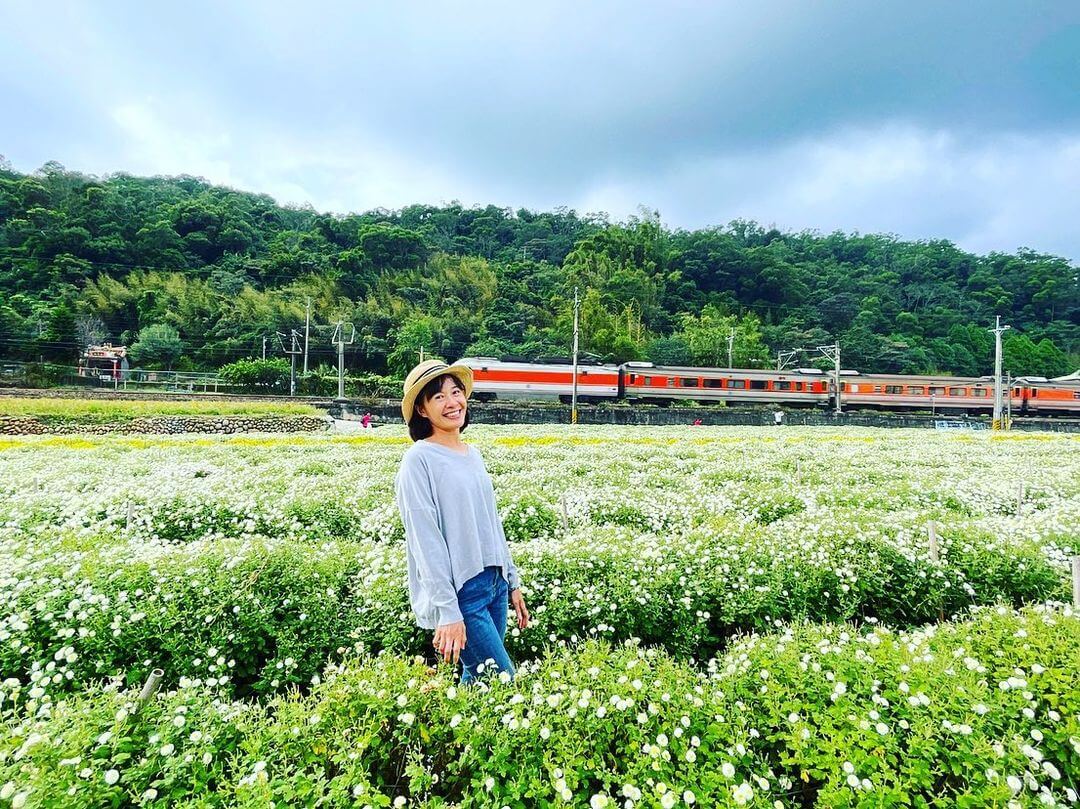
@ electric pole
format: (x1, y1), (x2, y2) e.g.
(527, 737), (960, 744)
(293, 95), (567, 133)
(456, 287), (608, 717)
(262, 336), (267, 360)
(278, 330), (303, 396)
(990, 315), (1011, 430)
(727, 328), (735, 369)
(571, 286), (580, 425)
(303, 298), (311, 375)
(331, 321), (356, 400)
(815, 343), (842, 414)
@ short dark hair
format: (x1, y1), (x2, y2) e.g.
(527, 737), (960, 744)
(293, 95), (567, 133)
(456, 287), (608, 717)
(408, 373), (470, 441)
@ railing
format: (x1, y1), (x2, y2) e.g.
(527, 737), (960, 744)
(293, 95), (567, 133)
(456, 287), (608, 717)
(0, 360), (240, 393)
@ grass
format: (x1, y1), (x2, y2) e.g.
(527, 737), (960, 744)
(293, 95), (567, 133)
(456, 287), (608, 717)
(0, 397), (322, 422)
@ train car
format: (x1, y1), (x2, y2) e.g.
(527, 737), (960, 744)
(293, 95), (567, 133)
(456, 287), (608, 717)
(455, 356), (1080, 417)
(1015, 377), (1080, 415)
(622, 363), (830, 406)
(459, 357), (621, 402)
(837, 373), (1005, 413)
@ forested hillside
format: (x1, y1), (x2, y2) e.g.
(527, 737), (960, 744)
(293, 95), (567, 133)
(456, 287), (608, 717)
(1, 160), (1077, 378)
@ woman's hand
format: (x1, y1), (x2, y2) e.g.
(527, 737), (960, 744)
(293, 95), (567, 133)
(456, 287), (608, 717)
(433, 621), (466, 664)
(510, 588), (530, 629)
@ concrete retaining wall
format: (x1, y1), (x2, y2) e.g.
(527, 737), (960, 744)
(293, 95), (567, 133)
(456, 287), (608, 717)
(333, 400), (1080, 433)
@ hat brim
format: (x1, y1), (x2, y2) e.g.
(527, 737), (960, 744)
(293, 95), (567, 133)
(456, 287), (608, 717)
(401, 362), (474, 423)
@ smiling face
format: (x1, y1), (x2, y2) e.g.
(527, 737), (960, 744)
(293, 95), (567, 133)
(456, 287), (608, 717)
(415, 375), (468, 436)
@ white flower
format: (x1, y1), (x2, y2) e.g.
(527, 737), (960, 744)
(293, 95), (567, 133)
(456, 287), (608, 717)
(104, 769), (120, 785)
(721, 762), (736, 779)
(590, 795), (610, 809)
(661, 791), (677, 809)
(161, 743), (175, 756)
(683, 790), (696, 805)
(733, 782), (754, 805)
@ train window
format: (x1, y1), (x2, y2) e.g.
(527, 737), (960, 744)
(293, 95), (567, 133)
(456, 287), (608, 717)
(1074, 391), (1080, 400)
(973, 389), (988, 398)
(750, 380), (767, 390)
(1031, 389), (1037, 398)
(795, 382), (803, 391)
(906, 386), (924, 395)
(873, 386), (882, 393)
(703, 378), (723, 388)
(679, 377), (700, 388)
(643, 376), (652, 385)
(929, 386), (945, 395)
(885, 385), (903, 394)
(666, 377), (675, 388)
(841, 383), (848, 392)
(628, 373), (636, 383)
(948, 387), (965, 396)
(774, 381), (792, 391)
(727, 379), (746, 389)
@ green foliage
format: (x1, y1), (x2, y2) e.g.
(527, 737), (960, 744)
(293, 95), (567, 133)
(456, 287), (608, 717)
(129, 324), (183, 369)
(0, 164), (1075, 378)
(218, 357), (291, 392)
(2, 608), (1076, 807)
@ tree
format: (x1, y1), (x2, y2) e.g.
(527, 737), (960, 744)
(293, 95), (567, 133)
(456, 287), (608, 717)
(386, 316), (441, 378)
(130, 324), (183, 369)
(645, 335), (692, 365)
(675, 306), (770, 368)
(218, 357), (290, 392)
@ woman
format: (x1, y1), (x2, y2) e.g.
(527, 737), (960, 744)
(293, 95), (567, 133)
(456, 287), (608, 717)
(394, 359), (529, 683)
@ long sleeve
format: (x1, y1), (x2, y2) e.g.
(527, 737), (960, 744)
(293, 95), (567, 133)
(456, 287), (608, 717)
(396, 456), (463, 626)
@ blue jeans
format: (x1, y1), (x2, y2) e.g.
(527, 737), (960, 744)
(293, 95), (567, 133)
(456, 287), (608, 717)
(456, 566), (515, 684)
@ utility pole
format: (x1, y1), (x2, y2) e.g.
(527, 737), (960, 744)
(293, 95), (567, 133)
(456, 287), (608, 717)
(571, 286), (580, 425)
(815, 343), (842, 414)
(303, 298), (311, 375)
(279, 329), (303, 396)
(991, 316), (1011, 430)
(262, 336), (267, 360)
(331, 321), (356, 400)
(727, 328), (736, 369)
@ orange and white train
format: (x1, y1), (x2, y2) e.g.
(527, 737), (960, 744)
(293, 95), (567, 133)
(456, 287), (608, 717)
(458, 357), (1080, 416)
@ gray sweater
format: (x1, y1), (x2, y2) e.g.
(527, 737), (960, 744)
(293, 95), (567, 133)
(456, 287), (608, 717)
(395, 440), (521, 628)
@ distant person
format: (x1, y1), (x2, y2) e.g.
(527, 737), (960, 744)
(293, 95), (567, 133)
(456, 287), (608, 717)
(361, 411), (372, 429)
(692, 418), (703, 426)
(395, 360), (529, 684)
(774, 410), (784, 427)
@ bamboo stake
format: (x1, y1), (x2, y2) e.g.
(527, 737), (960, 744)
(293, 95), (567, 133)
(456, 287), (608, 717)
(135, 668), (164, 713)
(1072, 556), (1080, 611)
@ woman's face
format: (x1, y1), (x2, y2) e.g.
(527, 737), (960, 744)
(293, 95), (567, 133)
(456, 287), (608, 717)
(417, 376), (468, 433)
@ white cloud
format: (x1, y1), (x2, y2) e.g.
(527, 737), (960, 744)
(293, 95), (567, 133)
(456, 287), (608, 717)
(573, 125), (1080, 257)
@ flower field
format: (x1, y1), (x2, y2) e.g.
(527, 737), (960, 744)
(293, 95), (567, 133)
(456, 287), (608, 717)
(0, 425), (1077, 806)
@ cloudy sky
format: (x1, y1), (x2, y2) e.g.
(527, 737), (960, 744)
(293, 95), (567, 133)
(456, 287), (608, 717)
(2, 1), (1079, 259)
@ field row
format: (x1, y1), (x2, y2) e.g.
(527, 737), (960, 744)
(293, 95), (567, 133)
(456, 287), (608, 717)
(2, 605), (1076, 807)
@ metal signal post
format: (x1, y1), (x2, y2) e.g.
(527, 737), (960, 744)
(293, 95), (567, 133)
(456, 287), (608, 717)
(278, 330), (303, 396)
(815, 343), (842, 414)
(571, 286), (580, 425)
(990, 316), (1011, 430)
(332, 321), (356, 401)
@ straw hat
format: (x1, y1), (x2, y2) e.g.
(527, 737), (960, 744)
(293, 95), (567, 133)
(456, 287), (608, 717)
(400, 359), (474, 422)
